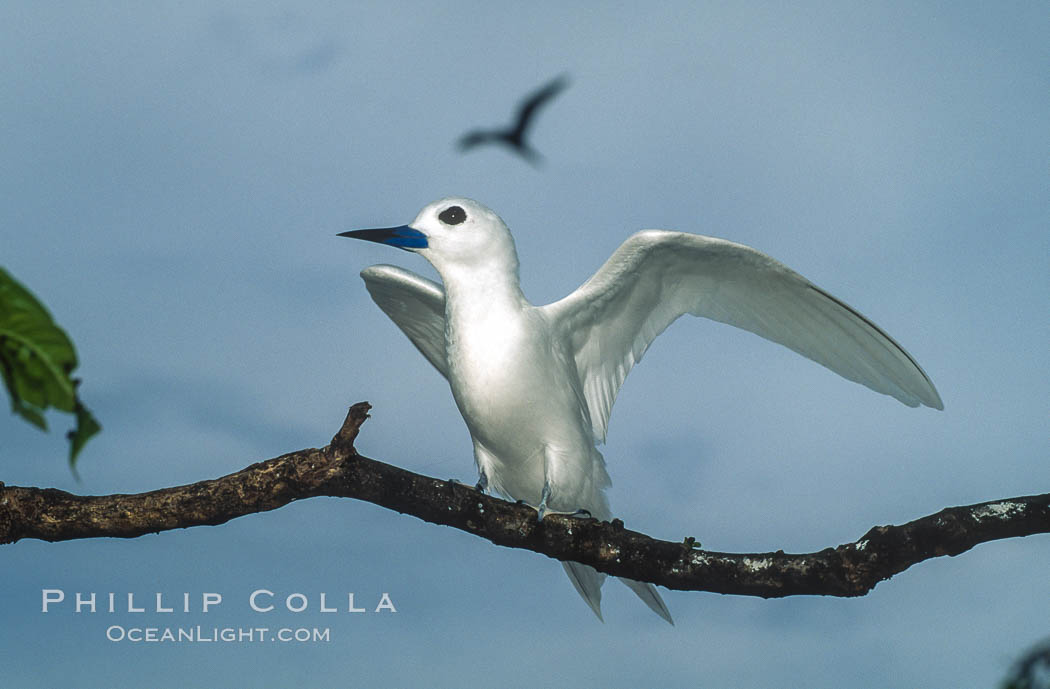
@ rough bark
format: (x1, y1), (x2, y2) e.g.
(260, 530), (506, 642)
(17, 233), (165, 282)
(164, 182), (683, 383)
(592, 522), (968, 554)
(1, 402), (1047, 598)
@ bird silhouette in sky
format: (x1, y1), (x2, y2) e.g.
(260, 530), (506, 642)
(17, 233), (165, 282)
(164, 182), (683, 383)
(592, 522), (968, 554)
(457, 75), (569, 165)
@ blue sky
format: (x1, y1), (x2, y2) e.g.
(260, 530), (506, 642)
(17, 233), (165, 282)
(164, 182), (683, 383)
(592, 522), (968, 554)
(1, 2), (1046, 687)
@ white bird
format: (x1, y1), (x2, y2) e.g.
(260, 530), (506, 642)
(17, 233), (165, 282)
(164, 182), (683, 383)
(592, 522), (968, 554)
(339, 197), (943, 624)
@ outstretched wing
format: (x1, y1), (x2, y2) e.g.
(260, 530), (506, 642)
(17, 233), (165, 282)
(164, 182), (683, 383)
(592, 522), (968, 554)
(457, 129), (496, 152)
(359, 265), (448, 378)
(512, 74), (569, 138)
(541, 231), (943, 443)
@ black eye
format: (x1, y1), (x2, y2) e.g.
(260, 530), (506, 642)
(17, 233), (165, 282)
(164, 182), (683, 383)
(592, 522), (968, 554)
(438, 205), (466, 225)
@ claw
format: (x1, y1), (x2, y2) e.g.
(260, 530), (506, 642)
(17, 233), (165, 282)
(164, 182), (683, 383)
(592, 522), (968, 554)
(537, 481), (553, 522)
(536, 481), (591, 521)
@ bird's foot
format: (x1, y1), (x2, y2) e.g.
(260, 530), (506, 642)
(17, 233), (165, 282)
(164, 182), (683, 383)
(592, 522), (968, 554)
(475, 469), (489, 493)
(535, 482), (591, 522)
(537, 505), (592, 521)
(537, 481), (553, 522)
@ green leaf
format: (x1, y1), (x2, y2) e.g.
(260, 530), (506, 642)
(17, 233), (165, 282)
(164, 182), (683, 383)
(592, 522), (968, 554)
(0, 266), (100, 469)
(68, 399), (102, 468)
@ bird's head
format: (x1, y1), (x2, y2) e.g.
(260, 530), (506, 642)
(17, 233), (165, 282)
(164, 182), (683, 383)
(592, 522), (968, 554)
(339, 197), (520, 280)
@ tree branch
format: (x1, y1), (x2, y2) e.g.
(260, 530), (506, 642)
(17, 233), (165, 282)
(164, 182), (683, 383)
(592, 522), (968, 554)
(2, 402), (1047, 597)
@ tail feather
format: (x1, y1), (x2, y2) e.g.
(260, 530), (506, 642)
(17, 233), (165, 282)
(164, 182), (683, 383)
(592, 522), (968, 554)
(562, 561), (605, 621)
(620, 577), (674, 625)
(561, 561), (674, 624)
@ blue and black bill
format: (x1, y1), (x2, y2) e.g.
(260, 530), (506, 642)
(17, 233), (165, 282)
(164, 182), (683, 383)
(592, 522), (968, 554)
(337, 225), (427, 251)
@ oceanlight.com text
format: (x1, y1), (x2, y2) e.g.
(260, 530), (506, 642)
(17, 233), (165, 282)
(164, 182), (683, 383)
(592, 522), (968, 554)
(105, 625), (330, 643)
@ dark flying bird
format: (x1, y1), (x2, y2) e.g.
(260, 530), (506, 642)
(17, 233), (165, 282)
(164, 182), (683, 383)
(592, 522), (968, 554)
(457, 75), (569, 164)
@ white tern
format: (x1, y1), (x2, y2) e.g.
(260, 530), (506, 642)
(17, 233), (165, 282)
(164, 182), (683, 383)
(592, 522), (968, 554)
(339, 197), (943, 624)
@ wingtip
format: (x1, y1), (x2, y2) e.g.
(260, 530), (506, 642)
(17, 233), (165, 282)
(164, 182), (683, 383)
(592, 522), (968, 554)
(914, 365), (944, 411)
(913, 377), (944, 411)
(893, 384), (943, 411)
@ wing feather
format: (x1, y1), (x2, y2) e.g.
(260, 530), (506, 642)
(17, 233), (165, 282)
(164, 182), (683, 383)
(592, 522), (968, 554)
(541, 231), (942, 443)
(360, 265), (448, 378)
